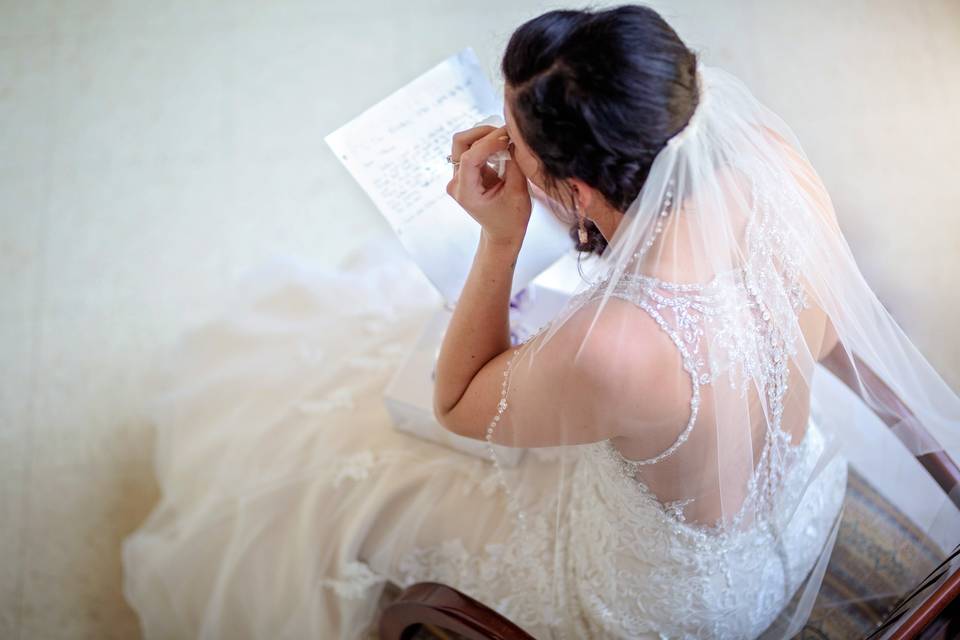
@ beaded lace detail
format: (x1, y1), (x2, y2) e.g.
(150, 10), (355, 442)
(587, 269), (807, 534)
(574, 168), (812, 535)
(485, 329), (545, 537)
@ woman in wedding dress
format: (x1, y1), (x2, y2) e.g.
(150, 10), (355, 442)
(122, 5), (960, 640)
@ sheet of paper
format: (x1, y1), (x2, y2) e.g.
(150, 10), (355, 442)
(324, 47), (572, 304)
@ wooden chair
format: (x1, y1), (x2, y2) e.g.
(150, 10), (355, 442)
(379, 582), (534, 640)
(379, 345), (960, 639)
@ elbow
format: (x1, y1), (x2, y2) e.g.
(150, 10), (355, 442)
(432, 396), (460, 435)
(433, 399), (479, 440)
(433, 407), (453, 433)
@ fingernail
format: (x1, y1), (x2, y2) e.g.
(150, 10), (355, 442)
(498, 135), (509, 140)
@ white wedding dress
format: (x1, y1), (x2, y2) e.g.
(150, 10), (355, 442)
(121, 231), (849, 640)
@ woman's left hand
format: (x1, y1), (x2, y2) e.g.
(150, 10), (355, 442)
(446, 124), (531, 248)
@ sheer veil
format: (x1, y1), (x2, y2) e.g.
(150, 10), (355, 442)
(485, 59), (960, 637)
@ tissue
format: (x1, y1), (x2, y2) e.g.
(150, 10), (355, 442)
(473, 114), (512, 179)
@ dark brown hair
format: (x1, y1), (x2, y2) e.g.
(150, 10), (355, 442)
(501, 4), (700, 255)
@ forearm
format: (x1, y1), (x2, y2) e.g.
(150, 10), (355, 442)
(433, 232), (521, 419)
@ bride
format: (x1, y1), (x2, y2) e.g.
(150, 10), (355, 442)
(122, 5), (960, 639)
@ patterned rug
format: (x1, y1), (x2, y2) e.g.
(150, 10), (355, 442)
(767, 465), (945, 639)
(375, 465), (948, 639)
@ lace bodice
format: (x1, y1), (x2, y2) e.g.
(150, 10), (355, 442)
(581, 262), (810, 535)
(524, 161), (814, 536)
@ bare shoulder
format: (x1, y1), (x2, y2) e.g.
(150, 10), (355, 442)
(491, 294), (696, 448)
(551, 296), (688, 436)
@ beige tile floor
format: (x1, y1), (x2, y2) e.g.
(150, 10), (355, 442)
(1, 1), (958, 637)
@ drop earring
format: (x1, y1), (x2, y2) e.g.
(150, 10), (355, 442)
(575, 201), (588, 245)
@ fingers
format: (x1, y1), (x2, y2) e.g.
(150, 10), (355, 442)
(458, 125), (510, 165)
(450, 124), (499, 161)
(456, 126), (510, 197)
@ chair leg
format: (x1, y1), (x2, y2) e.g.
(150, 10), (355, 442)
(378, 582), (536, 640)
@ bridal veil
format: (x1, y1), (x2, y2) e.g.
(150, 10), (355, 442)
(484, 58), (960, 636)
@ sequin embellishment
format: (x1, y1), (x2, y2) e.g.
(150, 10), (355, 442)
(485, 328), (545, 535)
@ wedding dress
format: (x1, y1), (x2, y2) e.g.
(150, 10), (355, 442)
(122, 61), (960, 640)
(120, 231), (846, 639)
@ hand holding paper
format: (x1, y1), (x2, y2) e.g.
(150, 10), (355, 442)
(446, 124), (531, 248)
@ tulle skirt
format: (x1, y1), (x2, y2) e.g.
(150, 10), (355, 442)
(121, 234), (574, 639)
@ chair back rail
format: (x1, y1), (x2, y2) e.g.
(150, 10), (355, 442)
(379, 582), (536, 640)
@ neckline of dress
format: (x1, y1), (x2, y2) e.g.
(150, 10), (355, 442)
(588, 261), (749, 297)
